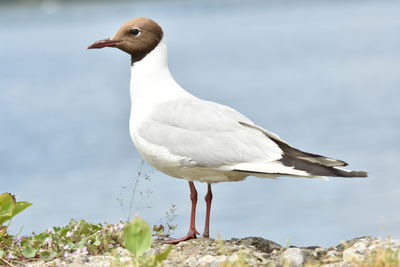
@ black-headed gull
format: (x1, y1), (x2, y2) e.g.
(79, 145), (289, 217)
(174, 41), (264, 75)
(88, 17), (367, 244)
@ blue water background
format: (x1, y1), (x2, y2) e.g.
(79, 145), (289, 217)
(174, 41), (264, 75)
(1, 0), (400, 247)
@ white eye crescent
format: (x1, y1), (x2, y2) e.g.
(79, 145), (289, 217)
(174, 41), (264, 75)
(131, 27), (141, 36)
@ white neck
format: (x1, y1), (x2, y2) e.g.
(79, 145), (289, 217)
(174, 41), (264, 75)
(129, 38), (193, 128)
(131, 38), (169, 80)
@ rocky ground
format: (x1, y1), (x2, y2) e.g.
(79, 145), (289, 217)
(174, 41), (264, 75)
(21, 236), (400, 266)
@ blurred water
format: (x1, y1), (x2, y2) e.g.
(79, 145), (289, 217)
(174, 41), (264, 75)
(1, 0), (400, 247)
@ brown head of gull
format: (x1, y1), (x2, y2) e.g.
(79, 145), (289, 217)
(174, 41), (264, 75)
(88, 17), (367, 244)
(88, 17), (163, 63)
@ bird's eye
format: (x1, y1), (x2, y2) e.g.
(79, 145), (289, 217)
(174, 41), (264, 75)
(131, 28), (141, 36)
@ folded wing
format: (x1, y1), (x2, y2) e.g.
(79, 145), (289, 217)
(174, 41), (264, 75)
(139, 98), (367, 178)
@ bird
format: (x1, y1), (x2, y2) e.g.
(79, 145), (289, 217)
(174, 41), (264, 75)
(88, 17), (367, 244)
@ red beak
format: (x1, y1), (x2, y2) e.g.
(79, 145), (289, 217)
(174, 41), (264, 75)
(87, 39), (120, 49)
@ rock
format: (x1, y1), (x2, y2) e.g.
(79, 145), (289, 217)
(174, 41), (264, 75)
(198, 255), (228, 266)
(229, 236), (281, 253)
(335, 236), (377, 252)
(342, 241), (368, 262)
(19, 236), (400, 267)
(280, 248), (308, 267)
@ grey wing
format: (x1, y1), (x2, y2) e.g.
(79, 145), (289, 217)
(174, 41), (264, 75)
(138, 98), (283, 168)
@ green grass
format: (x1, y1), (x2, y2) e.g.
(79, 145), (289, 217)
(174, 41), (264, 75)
(1, 219), (125, 264)
(0, 192), (172, 266)
(1, 218), (172, 266)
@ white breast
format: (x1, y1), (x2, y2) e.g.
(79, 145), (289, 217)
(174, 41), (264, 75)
(128, 38), (195, 177)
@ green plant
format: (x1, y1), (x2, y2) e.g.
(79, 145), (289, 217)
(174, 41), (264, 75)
(0, 193), (32, 265)
(0, 219), (126, 265)
(0, 193), (32, 234)
(124, 217), (172, 267)
(153, 204), (178, 240)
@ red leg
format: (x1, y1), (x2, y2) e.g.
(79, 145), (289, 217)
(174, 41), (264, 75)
(165, 181), (199, 244)
(203, 183), (213, 238)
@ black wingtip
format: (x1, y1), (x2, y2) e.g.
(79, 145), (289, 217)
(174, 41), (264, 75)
(280, 155), (368, 178)
(347, 171), (368, 178)
(340, 160), (349, 167)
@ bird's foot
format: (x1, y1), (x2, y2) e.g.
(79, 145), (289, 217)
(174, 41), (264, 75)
(164, 229), (199, 244)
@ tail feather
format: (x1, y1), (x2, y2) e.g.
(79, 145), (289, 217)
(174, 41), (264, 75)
(237, 121), (368, 178)
(279, 155), (367, 178)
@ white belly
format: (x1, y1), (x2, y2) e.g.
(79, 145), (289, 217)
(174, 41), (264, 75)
(129, 125), (247, 183)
